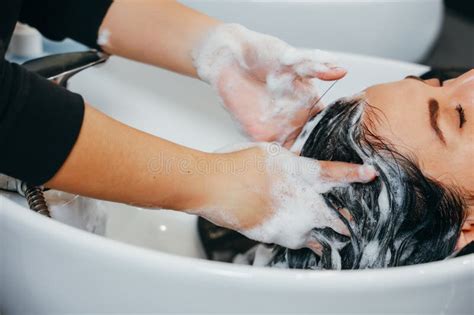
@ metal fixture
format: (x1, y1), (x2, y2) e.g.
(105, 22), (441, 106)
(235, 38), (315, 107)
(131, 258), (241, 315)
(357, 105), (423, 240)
(0, 50), (109, 216)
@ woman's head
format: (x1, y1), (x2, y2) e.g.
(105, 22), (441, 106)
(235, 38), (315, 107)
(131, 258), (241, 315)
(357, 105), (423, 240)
(269, 70), (474, 269)
(198, 69), (473, 269)
(363, 69), (474, 248)
(363, 69), (474, 195)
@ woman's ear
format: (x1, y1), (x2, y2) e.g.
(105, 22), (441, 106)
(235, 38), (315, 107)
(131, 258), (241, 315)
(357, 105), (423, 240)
(455, 211), (474, 250)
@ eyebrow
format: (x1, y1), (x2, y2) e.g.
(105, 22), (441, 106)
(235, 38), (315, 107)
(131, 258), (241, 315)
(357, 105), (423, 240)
(428, 99), (446, 145)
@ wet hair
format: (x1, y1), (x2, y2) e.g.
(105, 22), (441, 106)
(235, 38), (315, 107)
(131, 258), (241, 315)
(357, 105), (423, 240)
(269, 98), (467, 269)
(198, 68), (472, 267)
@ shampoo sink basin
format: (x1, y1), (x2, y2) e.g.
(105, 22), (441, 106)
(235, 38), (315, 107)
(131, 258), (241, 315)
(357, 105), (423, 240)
(1, 51), (472, 313)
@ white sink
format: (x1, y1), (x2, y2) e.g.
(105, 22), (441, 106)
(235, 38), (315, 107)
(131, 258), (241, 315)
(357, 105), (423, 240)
(181, 0), (443, 62)
(1, 51), (473, 313)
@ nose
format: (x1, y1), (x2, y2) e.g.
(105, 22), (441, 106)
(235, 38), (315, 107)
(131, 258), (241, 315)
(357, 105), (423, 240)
(443, 78), (455, 86)
(445, 69), (474, 109)
(443, 69), (474, 87)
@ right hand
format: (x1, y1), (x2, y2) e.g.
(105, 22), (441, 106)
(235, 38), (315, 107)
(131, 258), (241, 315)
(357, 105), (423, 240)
(187, 143), (377, 250)
(193, 24), (346, 148)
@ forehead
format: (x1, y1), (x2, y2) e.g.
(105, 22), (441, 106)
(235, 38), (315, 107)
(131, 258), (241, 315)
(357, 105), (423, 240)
(363, 80), (474, 192)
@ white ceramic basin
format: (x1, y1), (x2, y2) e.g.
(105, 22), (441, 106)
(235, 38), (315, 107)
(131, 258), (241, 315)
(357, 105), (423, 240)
(181, 0), (443, 62)
(1, 51), (473, 313)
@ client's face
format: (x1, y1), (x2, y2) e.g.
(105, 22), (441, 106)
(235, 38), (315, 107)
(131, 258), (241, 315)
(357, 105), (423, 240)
(364, 69), (474, 246)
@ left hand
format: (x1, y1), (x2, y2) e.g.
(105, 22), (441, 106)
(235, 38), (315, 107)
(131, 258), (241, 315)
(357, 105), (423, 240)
(186, 143), (377, 250)
(193, 24), (347, 147)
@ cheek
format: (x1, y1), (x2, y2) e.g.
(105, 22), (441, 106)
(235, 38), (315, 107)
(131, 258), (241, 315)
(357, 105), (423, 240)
(437, 150), (474, 191)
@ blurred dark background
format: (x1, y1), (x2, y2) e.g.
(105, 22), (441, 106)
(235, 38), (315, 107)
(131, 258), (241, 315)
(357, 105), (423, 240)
(423, 0), (474, 68)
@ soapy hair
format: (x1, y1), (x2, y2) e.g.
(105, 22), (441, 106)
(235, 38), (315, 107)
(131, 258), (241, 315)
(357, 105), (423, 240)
(269, 98), (467, 269)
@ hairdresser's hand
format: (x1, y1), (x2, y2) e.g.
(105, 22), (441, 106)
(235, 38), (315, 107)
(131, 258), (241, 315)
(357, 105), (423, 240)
(193, 24), (346, 148)
(188, 143), (376, 249)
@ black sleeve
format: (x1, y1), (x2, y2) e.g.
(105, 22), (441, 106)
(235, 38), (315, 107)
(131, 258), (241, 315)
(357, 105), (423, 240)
(19, 0), (113, 49)
(0, 0), (113, 184)
(0, 55), (85, 185)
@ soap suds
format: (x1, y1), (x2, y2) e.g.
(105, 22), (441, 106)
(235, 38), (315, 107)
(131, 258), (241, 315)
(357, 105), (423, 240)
(231, 95), (400, 269)
(191, 141), (351, 250)
(240, 143), (347, 249)
(192, 23), (340, 143)
(234, 244), (275, 267)
(97, 28), (111, 47)
(359, 240), (381, 268)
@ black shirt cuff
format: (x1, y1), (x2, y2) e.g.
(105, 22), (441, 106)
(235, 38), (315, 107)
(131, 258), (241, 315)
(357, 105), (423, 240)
(0, 62), (84, 185)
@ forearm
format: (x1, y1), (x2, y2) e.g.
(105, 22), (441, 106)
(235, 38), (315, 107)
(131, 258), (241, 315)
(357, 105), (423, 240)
(46, 103), (214, 210)
(99, 0), (221, 77)
(44, 104), (377, 250)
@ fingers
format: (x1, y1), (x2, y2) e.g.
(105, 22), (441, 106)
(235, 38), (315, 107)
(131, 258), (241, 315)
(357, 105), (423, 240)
(279, 48), (346, 82)
(291, 62), (346, 81)
(318, 161), (378, 184)
(315, 66), (347, 81)
(307, 239), (323, 256)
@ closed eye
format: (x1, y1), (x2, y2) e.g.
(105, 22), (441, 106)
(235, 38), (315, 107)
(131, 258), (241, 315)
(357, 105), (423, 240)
(456, 104), (467, 128)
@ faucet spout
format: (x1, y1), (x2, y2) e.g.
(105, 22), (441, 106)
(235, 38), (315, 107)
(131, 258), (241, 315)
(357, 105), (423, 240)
(22, 50), (109, 87)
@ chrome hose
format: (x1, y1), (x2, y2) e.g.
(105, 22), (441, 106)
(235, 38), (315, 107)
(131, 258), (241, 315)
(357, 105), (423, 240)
(0, 175), (49, 217)
(22, 184), (50, 217)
